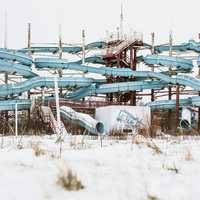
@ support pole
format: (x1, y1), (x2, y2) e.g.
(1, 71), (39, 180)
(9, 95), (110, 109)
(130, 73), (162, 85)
(151, 32), (155, 102)
(54, 77), (61, 134)
(4, 11), (8, 133)
(82, 29), (86, 65)
(82, 29), (86, 102)
(27, 23), (31, 123)
(58, 25), (63, 95)
(120, 2), (124, 40)
(198, 35), (200, 132)
(28, 23), (31, 55)
(175, 84), (180, 130)
(168, 30), (173, 131)
(130, 48), (137, 105)
(198, 92), (200, 132)
(15, 103), (18, 137)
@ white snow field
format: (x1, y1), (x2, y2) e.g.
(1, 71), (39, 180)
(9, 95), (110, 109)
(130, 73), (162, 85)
(0, 135), (199, 200)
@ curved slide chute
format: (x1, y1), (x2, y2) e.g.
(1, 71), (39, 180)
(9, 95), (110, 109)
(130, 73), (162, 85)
(35, 58), (200, 91)
(155, 40), (200, 53)
(0, 48), (32, 66)
(0, 99), (31, 111)
(66, 75), (200, 100)
(0, 77), (105, 97)
(60, 106), (104, 134)
(73, 54), (193, 71)
(147, 96), (200, 110)
(0, 59), (36, 78)
(35, 55), (193, 74)
(143, 55), (193, 71)
(65, 81), (167, 100)
(75, 55), (106, 65)
(19, 41), (107, 54)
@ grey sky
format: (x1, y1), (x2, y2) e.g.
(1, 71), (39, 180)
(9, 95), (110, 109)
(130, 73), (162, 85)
(0, 0), (200, 48)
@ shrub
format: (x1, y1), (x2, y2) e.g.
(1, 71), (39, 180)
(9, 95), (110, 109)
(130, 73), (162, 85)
(57, 162), (84, 191)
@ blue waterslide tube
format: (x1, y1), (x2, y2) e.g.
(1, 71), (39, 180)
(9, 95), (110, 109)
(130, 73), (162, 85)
(60, 106), (104, 134)
(0, 77), (105, 97)
(155, 40), (200, 53)
(65, 74), (200, 100)
(75, 55), (143, 65)
(65, 80), (167, 100)
(143, 55), (193, 71)
(75, 55), (106, 65)
(65, 84), (96, 100)
(0, 48), (32, 66)
(73, 54), (192, 71)
(0, 99), (31, 111)
(0, 59), (36, 78)
(35, 55), (193, 73)
(34, 58), (190, 77)
(147, 96), (200, 110)
(35, 58), (200, 90)
(19, 41), (107, 54)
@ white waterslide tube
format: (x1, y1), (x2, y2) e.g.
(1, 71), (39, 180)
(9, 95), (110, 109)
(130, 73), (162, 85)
(60, 106), (104, 134)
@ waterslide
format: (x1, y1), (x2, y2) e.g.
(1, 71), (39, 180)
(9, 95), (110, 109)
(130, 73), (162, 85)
(0, 59), (36, 78)
(0, 99), (31, 111)
(0, 77), (105, 97)
(0, 39), (200, 126)
(60, 106), (104, 134)
(34, 58), (200, 97)
(19, 41), (107, 54)
(0, 48), (32, 66)
(35, 54), (194, 73)
(147, 96), (200, 110)
(154, 40), (200, 53)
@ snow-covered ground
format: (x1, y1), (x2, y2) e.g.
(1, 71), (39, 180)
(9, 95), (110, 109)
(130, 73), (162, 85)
(0, 135), (200, 200)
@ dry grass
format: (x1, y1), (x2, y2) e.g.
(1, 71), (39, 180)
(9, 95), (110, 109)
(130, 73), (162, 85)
(132, 134), (146, 145)
(184, 149), (194, 161)
(108, 128), (128, 139)
(146, 140), (162, 154)
(147, 194), (159, 200)
(30, 142), (45, 156)
(57, 162), (84, 191)
(132, 135), (162, 154)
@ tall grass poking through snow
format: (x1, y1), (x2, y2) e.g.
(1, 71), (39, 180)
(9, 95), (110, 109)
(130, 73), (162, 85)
(57, 161), (84, 191)
(132, 134), (162, 154)
(184, 149), (194, 161)
(30, 142), (45, 156)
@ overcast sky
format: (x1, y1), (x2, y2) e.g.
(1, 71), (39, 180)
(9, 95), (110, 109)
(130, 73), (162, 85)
(0, 0), (200, 48)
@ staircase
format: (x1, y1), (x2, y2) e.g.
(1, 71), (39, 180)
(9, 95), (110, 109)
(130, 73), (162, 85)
(40, 106), (67, 135)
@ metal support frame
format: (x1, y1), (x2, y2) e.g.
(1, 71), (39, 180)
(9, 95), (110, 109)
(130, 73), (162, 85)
(130, 47), (137, 106)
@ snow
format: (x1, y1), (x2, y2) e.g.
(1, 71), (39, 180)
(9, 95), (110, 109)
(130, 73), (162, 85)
(0, 135), (199, 200)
